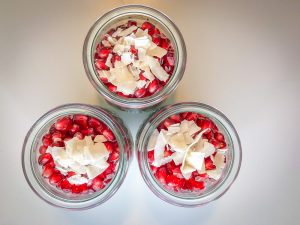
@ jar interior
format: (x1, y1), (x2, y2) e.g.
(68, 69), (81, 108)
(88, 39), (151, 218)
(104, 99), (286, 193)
(91, 13), (179, 99)
(31, 113), (121, 202)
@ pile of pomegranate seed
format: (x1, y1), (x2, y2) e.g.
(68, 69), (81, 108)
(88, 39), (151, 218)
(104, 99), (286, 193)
(94, 20), (175, 98)
(148, 112), (227, 193)
(38, 115), (119, 194)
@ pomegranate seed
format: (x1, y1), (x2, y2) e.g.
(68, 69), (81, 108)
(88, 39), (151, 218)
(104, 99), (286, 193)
(141, 21), (154, 31)
(109, 151), (120, 161)
(95, 59), (108, 70)
(163, 118), (176, 128)
(155, 167), (167, 185)
(49, 173), (63, 185)
(130, 46), (138, 55)
(186, 113), (198, 121)
(152, 35), (161, 45)
(99, 76), (109, 84)
(172, 167), (184, 179)
(88, 117), (103, 128)
(52, 141), (64, 147)
(81, 127), (94, 136)
(95, 123), (107, 134)
(104, 142), (114, 153)
(42, 134), (52, 147)
(166, 54), (175, 66)
(71, 185), (83, 194)
(191, 180), (205, 190)
(160, 38), (170, 49)
(60, 179), (72, 192)
(102, 129), (115, 141)
(39, 145), (48, 154)
(55, 117), (72, 131)
(127, 20), (137, 27)
(150, 165), (158, 174)
(134, 88), (146, 98)
(51, 131), (64, 142)
(204, 157), (216, 170)
(111, 55), (121, 66)
(38, 153), (52, 166)
(139, 73), (147, 80)
(107, 84), (117, 92)
(148, 79), (159, 93)
(107, 28), (115, 36)
(179, 112), (189, 119)
(69, 124), (80, 134)
(148, 151), (154, 164)
(117, 92), (128, 98)
(92, 177), (104, 191)
(98, 47), (111, 59)
(42, 164), (55, 178)
(67, 171), (76, 178)
(169, 114), (181, 123)
(73, 114), (88, 128)
(200, 119), (213, 133)
(166, 175), (181, 187)
(215, 132), (224, 142)
(164, 149), (173, 157)
(219, 141), (227, 149)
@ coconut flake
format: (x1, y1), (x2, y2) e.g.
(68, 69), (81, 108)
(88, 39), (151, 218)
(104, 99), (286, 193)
(110, 65), (137, 95)
(121, 52), (134, 65)
(107, 36), (117, 45)
(144, 56), (169, 82)
(86, 165), (107, 179)
(112, 28), (123, 37)
(147, 129), (159, 151)
(147, 45), (167, 58)
(102, 40), (111, 47)
(67, 174), (89, 185)
(94, 135), (107, 143)
(187, 121), (201, 135)
(98, 70), (111, 80)
(118, 25), (137, 37)
(134, 36), (151, 49)
(105, 53), (113, 68)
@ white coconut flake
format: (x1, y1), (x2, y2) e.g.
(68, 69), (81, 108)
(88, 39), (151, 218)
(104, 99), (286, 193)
(102, 40), (111, 47)
(98, 70), (111, 80)
(112, 27), (123, 37)
(187, 121), (201, 135)
(135, 28), (145, 37)
(94, 135), (107, 143)
(144, 56), (169, 82)
(147, 45), (168, 58)
(118, 25), (137, 37)
(86, 165), (107, 179)
(207, 169), (222, 180)
(121, 52), (134, 65)
(172, 151), (185, 165)
(67, 174), (89, 185)
(140, 66), (155, 81)
(147, 129), (159, 151)
(107, 36), (117, 45)
(134, 36), (151, 49)
(186, 152), (205, 171)
(110, 65), (137, 95)
(136, 80), (147, 88)
(105, 53), (113, 68)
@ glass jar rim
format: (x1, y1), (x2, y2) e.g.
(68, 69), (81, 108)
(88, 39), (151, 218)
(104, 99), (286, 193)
(83, 5), (187, 109)
(136, 102), (242, 207)
(22, 103), (132, 209)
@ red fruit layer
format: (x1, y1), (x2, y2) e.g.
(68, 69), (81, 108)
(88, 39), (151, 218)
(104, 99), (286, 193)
(94, 20), (175, 99)
(149, 112), (227, 193)
(37, 115), (119, 194)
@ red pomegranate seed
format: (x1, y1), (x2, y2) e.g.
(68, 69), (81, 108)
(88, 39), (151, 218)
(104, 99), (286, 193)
(172, 167), (184, 179)
(104, 142), (114, 152)
(130, 46), (138, 55)
(169, 114), (181, 123)
(52, 141), (64, 147)
(117, 92), (129, 98)
(42, 134), (52, 147)
(160, 38), (170, 49)
(39, 145), (48, 154)
(141, 21), (154, 31)
(102, 129), (115, 141)
(92, 177), (104, 191)
(139, 73), (147, 80)
(148, 79), (159, 94)
(199, 119), (213, 133)
(104, 162), (116, 175)
(164, 148), (173, 157)
(166, 54), (175, 66)
(134, 88), (146, 98)
(111, 55), (121, 66)
(99, 76), (109, 84)
(186, 113), (198, 121)
(71, 185), (83, 194)
(204, 157), (216, 170)
(38, 153), (52, 166)
(179, 112), (189, 119)
(98, 47), (111, 59)
(88, 117), (102, 128)
(69, 124), (80, 134)
(166, 175), (181, 187)
(152, 35), (161, 45)
(81, 128), (94, 136)
(215, 132), (224, 142)
(95, 59), (108, 70)
(163, 118), (176, 128)
(67, 171), (76, 178)
(150, 165), (158, 174)
(73, 114), (88, 128)
(49, 173), (63, 185)
(42, 164), (55, 178)
(107, 84), (117, 92)
(191, 180), (205, 190)
(55, 117), (72, 131)
(148, 151), (154, 164)
(51, 131), (64, 142)
(155, 167), (167, 185)
(60, 179), (72, 192)
(127, 20), (137, 27)
(219, 141), (227, 149)
(109, 151), (120, 161)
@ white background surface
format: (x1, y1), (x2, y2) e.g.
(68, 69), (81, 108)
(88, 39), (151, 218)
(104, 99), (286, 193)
(0, 0), (299, 224)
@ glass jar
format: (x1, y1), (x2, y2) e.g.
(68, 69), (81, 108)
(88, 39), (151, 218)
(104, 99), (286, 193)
(22, 104), (133, 209)
(83, 5), (186, 110)
(136, 102), (242, 207)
